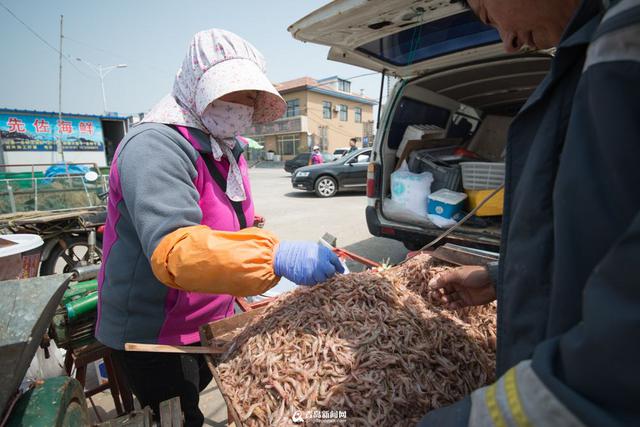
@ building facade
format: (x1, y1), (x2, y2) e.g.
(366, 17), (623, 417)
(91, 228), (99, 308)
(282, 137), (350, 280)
(245, 76), (376, 160)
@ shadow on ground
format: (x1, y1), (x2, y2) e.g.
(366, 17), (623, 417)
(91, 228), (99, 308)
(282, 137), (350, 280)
(283, 191), (366, 199)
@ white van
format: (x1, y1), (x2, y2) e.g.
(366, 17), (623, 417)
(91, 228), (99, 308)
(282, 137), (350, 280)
(290, 0), (552, 250)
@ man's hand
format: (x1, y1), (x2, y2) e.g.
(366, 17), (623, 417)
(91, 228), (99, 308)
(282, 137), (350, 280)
(428, 265), (496, 309)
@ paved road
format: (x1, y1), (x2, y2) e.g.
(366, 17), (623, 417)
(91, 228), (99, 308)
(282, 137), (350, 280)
(249, 168), (408, 270)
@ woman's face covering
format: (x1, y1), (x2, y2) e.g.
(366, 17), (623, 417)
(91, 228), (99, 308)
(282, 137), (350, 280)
(201, 99), (255, 139)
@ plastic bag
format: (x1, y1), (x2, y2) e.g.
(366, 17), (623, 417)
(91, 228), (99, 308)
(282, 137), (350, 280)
(42, 164), (91, 184)
(20, 340), (66, 392)
(391, 161), (433, 216)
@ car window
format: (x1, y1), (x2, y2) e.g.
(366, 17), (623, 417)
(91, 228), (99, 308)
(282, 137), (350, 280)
(295, 153), (310, 162)
(322, 153), (335, 161)
(357, 152), (371, 163)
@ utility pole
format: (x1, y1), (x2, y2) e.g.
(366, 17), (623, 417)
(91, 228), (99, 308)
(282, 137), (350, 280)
(57, 15), (66, 163)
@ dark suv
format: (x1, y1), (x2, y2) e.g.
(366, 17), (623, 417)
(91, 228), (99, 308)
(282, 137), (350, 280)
(284, 152), (335, 173)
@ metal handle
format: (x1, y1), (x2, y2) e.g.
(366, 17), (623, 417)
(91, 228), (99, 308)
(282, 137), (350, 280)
(70, 264), (101, 282)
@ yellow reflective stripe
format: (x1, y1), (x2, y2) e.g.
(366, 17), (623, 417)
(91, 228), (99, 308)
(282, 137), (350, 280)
(485, 383), (507, 427)
(505, 368), (534, 427)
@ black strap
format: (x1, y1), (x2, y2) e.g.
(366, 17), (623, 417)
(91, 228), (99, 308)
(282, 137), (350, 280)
(198, 149), (247, 229)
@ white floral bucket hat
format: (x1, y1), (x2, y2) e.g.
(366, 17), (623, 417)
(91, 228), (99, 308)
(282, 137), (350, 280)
(144, 28), (285, 126)
(141, 29), (286, 201)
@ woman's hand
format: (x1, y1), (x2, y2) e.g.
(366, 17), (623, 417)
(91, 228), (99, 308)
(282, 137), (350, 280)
(428, 265), (496, 309)
(274, 241), (345, 285)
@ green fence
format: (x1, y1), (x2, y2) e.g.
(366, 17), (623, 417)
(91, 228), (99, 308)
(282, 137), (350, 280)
(0, 172), (45, 189)
(0, 175), (108, 214)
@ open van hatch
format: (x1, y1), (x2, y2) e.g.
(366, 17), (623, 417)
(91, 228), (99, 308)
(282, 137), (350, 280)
(368, 54), (551, 251)
(290, 0), (553, 251)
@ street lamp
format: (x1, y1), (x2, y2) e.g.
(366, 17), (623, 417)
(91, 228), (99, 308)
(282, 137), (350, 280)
(76, 58), (127, 114)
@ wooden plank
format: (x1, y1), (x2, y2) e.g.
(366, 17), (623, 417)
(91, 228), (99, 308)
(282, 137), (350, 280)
(200, 307), (266, 345)
(0, 207), (104, 225)
(159, 397), (183, 427)
(124, 343), (226, 354)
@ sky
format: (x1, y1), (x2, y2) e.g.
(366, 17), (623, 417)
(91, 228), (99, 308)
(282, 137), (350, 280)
(0, 0), (383, 117)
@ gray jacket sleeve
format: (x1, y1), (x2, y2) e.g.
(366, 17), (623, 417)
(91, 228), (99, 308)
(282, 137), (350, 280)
(117, 127), (203, 259)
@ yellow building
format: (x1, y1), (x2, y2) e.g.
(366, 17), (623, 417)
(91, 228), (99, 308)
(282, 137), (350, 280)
(245, 76), (376, 160)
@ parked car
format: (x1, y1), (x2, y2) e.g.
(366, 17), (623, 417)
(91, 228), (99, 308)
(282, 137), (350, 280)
(284, 152), (335, 173)
(291, 148), (371, 197)
(290, 0), (553, 250)
(333, 147), (350, 158)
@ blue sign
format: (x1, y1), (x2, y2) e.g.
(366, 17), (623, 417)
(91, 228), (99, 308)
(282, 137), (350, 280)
(0, 113), (105, 152)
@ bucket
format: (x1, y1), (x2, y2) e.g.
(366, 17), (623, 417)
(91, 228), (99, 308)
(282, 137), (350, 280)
(0, 234), (44, 281)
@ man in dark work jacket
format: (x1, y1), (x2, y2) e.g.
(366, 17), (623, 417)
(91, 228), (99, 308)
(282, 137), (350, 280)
(422, 0), (640, 425)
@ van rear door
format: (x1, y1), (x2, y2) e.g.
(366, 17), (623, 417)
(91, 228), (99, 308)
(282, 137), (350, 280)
(288, 0), (505, 78)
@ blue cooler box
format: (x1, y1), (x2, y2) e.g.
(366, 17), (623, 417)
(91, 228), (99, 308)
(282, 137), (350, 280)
(428, 189), (468, 219)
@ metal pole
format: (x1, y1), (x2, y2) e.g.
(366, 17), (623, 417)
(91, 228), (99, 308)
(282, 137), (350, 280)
(57, 15), (66, 164)
(34, 175), (38, 211)
(81, 176), (92, 207)
(376, 70), (386, 130)
(7, 185), (16, 213)
(99, 66), (108, 113)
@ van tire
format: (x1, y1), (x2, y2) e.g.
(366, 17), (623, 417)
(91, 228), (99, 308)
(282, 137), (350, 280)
(315, 176), (338, 198)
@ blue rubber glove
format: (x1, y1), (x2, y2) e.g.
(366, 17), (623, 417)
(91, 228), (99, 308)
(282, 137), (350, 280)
(273, 241), (345, 286)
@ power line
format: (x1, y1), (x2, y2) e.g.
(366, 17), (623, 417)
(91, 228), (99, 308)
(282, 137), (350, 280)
(64, 35), (173, 76)
(0, 1), (59, 53)
(346, 71), (379, 80)
(63, 35), (129, 61)
(0, 1), (90, 78)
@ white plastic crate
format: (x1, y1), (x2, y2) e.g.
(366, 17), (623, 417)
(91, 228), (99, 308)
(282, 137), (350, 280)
(460, 162), (505, 190)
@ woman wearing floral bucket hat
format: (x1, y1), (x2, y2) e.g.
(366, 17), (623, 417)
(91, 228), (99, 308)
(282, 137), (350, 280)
(96, 29), (343, 426)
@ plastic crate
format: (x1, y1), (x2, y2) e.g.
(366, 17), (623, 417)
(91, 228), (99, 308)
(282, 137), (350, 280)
(460, 162), (505, 190)
(408, 150), (461, 192)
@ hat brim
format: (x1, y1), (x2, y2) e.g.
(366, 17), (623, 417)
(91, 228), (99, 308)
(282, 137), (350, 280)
(195, 58), (286, 124)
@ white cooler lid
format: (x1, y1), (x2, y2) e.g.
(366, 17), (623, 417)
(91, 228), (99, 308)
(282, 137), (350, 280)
(428, 189), (468, 205)
(0, 234), (44, 258)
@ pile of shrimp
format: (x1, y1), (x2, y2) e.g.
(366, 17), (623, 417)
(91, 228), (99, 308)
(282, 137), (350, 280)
(217, 254), (496, 426)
